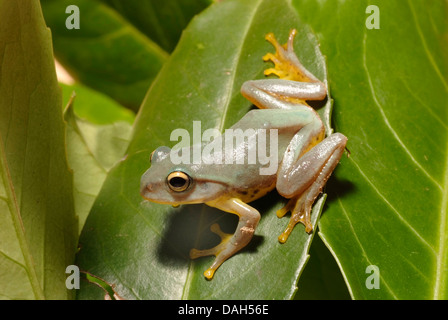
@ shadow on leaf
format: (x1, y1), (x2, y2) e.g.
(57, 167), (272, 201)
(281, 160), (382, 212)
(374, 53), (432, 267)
(156, 201), (268, 267)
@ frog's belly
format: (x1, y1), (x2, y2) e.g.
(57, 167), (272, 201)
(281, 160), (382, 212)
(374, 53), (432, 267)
(228, 174), (277, 203)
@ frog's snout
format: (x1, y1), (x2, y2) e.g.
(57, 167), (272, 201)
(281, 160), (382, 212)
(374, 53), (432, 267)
(140, 173), (152, 198)
(140, 182), (149, 198)
(141, 182), (152, 194)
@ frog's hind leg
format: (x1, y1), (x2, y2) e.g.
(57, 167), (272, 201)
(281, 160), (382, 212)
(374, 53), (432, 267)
(276, 133), (347, 243)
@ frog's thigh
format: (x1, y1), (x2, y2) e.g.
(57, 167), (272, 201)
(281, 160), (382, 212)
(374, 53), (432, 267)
(241, 79), (326, 110)
(277, 133), (347, 198)
(198, 198), (261, 280)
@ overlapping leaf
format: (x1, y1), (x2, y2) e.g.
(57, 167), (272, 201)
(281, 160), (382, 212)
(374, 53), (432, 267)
(41, 0), (169, 110)
(64, 99), (132, 231)
(0, 0), (77, 299)
(41, 0), (211, 111)
(293, 0), (448, 299)
(100, 0), (212, 52)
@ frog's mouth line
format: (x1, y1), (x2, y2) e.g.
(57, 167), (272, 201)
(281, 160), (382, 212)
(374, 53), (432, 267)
(140, 195), (176, 206)
(140, 181), (229, 207)
(140, 184), (197, 206)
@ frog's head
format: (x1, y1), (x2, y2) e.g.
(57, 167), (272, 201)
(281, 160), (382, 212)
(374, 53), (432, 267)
(140, 146), (227, 205)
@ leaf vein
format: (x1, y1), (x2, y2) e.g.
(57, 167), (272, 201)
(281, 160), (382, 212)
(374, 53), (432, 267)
(350, 156), (436, 254)
(433, 137), (448, 299)
(362, 30), (443, 191)
(336, 197), (399, 299)
(0, 135), (44, 299)
(407, 0), (448, 91)
(216, 1), (263, 133)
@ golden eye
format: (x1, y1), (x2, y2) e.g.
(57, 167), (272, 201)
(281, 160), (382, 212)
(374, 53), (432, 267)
(167, 171), (191, 192)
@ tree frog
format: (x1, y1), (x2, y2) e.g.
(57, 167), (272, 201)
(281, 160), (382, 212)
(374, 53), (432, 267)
(140, 29), (347, 280)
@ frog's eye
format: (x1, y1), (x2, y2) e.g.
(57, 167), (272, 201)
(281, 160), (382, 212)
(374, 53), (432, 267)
(167, 171), (191, 192)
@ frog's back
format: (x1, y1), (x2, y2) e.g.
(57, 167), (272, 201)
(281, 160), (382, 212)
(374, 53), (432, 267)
(231, 109), (319, 133)
(192, 109), (309, 202)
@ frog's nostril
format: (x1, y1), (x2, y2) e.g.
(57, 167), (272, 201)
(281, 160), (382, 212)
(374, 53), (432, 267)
(140, 183), (152, 196)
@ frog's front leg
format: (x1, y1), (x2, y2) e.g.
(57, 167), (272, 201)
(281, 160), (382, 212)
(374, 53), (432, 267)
(242, 28), (327, 109)
(189, 198), (260, 280)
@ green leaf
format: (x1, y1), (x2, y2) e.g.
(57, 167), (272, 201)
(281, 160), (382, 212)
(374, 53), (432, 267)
(0, 0), (77, 299)
(40, 0), (169, 111)
(293, 0), (448, 299)
(60, 82), (135, 125)
(76, 0), (334, 299)
(100, 0), (212, 52)
(293, 236), (351, 300)
(64, 99), (132, 232)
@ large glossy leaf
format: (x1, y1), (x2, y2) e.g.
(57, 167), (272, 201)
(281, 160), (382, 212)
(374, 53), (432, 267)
(100, 0), (212, 52)
(293, 0), (448, 299)
(41, 0), (169, 111)
(0, 0), (77, 299)
(76, 0), (335, 299)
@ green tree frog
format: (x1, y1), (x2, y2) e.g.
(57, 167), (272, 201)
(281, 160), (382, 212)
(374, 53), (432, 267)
(140, 29), (347, 280)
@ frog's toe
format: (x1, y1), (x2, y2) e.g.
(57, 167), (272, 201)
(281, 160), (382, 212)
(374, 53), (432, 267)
(189, 224), (236, 280)
(204, 268), (216, 281)
(278, 198), (313, 243)
(190, 247), (214, 259)
(278, 229), (292, 244)
(264, 32), (284, 52)
(210, 223), (232, 241)
(276, 206), (288, 219)
(276, 196), (299, 218)
(189, 224), (232, 259)
(303, 216), (313, 233)
(264, 67), (286, 78)
(278, 218), (295, 244)
(262, 52), (280, 64)
(278, 214), (313, 243)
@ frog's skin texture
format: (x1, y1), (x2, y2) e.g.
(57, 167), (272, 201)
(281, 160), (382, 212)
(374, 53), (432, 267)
(140, 29), (347, 280)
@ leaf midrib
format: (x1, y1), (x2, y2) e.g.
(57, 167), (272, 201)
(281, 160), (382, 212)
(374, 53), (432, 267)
(0, 137), (44, 300)
(180, 0), (263, 299)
